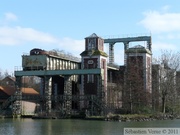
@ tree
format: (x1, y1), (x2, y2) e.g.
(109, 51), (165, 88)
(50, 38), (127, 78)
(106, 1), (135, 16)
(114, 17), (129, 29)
(152, 50), (180, 114)
(3, 70), (10, 77)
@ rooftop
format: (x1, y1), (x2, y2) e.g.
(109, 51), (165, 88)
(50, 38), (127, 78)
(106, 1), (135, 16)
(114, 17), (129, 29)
(85, 33), (102, 39)
(125, 45), (152, 55)
(0, 86), (39, 96)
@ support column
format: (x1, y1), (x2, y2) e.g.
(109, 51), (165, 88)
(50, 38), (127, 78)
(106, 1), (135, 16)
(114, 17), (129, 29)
(97, 74), (106, 115)
(123, 42), (129, 65)
(54, 83), (58, 103)
(13, 76), (22, 117)
(80, 74), (84, 110)
(109, 43), (115, 64)
(44, 76), (52, 114)
(40, 77), (45, 96)
(64, 75), (72, 115)
(97, 75), (103, 98)
(147, 38), (152, 51)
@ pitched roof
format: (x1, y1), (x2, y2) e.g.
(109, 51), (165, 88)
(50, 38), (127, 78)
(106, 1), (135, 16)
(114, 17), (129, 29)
(21, 87), (39, 95)
(85, 33), (101, 39)
(125, 44), (152, 55)
(7, 76), (16, 82)
(0, 86), (39, 96)
(1, 76), (31, 84)
(1, 76), (16, 82)
(132, 45), (145, 48)
(89, 33), (98, 37)
(0, 86), (15, 95)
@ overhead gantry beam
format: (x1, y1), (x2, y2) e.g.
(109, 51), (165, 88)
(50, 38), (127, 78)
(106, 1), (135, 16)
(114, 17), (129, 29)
(104, 36), (152, 64)
(15, 68), (103, 76)
(104, 36), (151, 44)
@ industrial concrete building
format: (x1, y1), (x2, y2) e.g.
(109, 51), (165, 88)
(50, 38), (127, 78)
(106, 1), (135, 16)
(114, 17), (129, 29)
(123, 44), (152, 112)
(4, 33), (152, 117)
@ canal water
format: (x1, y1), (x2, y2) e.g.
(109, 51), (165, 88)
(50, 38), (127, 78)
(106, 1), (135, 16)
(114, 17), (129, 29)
(0, 118), (180, 135)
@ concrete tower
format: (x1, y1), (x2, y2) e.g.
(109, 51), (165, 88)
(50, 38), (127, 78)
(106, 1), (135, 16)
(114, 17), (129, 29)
(80, 33), (108, 108)
(124, 44), (152, 110)
(125, 45), (152, 93)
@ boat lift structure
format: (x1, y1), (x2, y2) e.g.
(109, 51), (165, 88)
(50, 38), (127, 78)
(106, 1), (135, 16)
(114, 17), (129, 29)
(1, 34), (152, 118)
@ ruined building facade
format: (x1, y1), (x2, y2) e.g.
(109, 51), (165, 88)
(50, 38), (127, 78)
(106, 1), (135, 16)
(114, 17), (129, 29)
(10, 33), (153, 116)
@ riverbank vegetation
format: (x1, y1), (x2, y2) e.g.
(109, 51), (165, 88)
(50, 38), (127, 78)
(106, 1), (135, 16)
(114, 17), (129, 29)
(104, 113), (176, 122)
(82, 112), (177, 122)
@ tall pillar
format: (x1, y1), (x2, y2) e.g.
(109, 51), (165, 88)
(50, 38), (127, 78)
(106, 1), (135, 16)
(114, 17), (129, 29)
(80, 74), (84, 110)
(44, 76), (52, 113)
(54, 83), (58, 102)
(109, 43), (115, 64)
(147, 38), (152, 51)
(123, 42), (129, 65)
(13, 76), (22, 117)
(64, 75), (72, 115)
(40, 77), (45, 96)
(97, 74), (106, 115)
(97, 75), (103, 98)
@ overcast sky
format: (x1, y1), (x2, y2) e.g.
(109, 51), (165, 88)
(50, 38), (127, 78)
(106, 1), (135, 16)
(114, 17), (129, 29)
(0, 0), (180, 74)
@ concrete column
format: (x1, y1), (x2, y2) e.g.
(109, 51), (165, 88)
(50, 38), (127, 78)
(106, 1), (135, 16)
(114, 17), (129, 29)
(147, 38), (152, 51)
(123, 42), (129, 65)
(109, 43), (115, 64)
(97, 75), (103, 98)
(80, 74), (84, 110)
(97, 74), (106, 115)
(64, 75), (72, 115)
(13, 76), (22, 117)
(124, 41), (129, 51)
(54, 83), (58, 103)
(44, 76), (52, 113)
(40, 77), (45, 95)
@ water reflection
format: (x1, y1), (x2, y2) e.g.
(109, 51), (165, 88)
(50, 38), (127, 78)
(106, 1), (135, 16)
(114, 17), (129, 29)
(0, 118), (180, 135)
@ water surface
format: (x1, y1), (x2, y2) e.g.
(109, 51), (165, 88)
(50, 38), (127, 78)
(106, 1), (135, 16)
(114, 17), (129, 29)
(0, 118), (180, 135)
